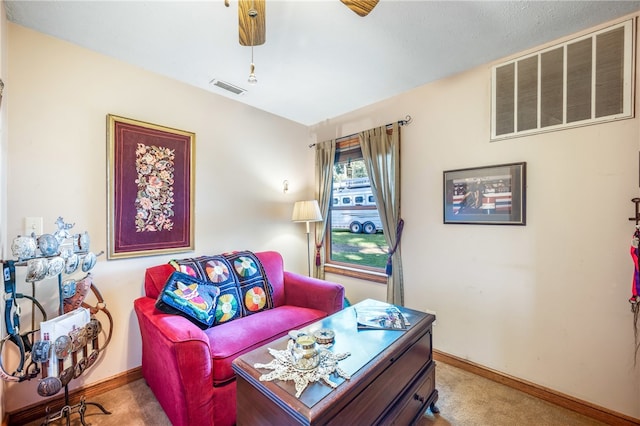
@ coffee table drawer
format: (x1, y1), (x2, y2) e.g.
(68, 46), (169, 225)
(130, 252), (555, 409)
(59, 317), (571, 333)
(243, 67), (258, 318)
(327, 330), (432, 425)
(386, 361), (436, 425)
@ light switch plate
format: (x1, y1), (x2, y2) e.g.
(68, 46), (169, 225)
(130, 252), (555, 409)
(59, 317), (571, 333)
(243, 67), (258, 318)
(24, 217), (43, 236)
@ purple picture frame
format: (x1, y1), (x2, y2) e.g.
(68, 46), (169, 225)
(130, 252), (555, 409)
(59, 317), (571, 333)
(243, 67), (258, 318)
(107, 115), (195, 259)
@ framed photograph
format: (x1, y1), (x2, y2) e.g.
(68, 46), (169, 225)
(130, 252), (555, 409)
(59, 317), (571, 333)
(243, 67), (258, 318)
(443, 162), (526, 225)
(107, 114), (195, 259)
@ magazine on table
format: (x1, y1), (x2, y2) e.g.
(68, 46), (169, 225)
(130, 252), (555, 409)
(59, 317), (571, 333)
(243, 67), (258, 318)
(356, 305), (409, 330)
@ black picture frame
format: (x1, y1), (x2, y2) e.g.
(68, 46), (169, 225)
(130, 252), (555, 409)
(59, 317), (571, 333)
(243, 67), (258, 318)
(443, 162), (526, 225)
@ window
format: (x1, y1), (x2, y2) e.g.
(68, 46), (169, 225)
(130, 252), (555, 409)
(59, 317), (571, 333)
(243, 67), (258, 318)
(324, 136), (387, 283)
(491, 19), (634, 140)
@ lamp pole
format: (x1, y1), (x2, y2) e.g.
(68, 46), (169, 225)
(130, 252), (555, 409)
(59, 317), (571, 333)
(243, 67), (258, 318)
(292, 200), (323, 277)
(305, 220), (312, 276)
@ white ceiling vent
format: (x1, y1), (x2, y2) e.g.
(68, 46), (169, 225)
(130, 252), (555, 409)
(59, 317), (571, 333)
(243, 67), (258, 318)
(210, 79), (247, 95)
(491, 19), (635, 141)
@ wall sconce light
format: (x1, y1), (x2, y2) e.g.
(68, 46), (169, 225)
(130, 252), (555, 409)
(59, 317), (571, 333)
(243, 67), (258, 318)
(283, 180), (289, 193)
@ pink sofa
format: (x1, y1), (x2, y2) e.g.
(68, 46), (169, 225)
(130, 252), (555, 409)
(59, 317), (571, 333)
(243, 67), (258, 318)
(133, 251), (344, 426)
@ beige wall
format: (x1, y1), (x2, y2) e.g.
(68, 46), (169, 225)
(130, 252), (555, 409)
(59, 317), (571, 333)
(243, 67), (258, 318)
(4, 10), (640, 421)
(315, 13), (640, 419)
(4, 23), (314, 412)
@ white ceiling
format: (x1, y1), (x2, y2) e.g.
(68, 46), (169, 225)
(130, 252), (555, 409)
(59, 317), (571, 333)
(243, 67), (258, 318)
(5, 1), (640, 126)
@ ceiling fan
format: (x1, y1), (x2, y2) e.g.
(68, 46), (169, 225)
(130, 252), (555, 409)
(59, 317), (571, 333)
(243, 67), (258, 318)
(235, 0), (379, 47)
(339, 0), (380, 17)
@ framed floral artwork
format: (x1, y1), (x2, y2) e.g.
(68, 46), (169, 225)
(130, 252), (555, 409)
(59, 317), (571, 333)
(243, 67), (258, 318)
(107, 115), (195, 259)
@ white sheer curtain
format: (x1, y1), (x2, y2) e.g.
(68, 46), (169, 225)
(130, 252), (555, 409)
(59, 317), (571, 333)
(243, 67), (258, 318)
(359, 123), (404, 305)
(313, 139), (336, 279)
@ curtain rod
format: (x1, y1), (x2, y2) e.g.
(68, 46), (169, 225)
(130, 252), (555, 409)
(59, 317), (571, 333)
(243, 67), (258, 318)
(308, 115), (412, 148)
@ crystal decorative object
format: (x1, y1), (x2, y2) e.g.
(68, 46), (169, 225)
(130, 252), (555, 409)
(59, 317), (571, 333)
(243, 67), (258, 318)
(25, 258), (48, 282)
(11, 236), (37, 260)
(38, 234), (59, 257)
(46, 257), (65, 278)
(65, 254), (79, 274)
(82, 252), (97, 272)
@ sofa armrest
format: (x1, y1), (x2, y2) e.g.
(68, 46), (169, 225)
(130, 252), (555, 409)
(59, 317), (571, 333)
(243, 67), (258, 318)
(283, 271), (344, 315)
(135, 298), (210, 344)
(133, 297), (215, 425)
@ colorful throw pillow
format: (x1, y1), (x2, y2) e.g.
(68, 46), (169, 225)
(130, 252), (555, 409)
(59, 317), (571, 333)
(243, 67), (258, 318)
(155, 271), (220, 329)
(169, 255), (243, 325)
(223, 251), (274, 316)
(167, 251), (274, 326)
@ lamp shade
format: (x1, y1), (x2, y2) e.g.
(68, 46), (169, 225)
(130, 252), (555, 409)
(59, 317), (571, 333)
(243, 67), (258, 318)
(292, 200), (322, 222)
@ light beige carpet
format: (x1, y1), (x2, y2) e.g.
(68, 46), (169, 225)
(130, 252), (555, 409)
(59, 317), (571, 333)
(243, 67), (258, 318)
(418, 362), (604, 426)
(24, 362), (604, 426)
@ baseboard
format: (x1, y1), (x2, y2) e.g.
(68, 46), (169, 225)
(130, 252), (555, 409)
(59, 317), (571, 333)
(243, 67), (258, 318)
(7, 356), (640, 425)
(7, 367), (142, 426)
(434, 350), (640, 426)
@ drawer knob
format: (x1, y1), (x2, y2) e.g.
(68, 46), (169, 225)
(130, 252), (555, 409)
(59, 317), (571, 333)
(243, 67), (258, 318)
(413, 394), (425, 403)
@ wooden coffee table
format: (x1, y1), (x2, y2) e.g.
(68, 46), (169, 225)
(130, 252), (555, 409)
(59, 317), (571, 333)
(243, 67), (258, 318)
(232, 299), (438, 425)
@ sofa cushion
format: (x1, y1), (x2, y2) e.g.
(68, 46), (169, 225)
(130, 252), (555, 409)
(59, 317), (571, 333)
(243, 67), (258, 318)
(155, 271), (221, 329)
(206, 305), (328, 385)
(144, 264), (176, 300)
(254, 251), (286, 307)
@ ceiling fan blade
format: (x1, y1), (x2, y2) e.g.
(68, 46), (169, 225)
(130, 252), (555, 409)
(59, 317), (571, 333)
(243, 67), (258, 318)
(340, 0), (379, 17)
(239, 0), (265, 46)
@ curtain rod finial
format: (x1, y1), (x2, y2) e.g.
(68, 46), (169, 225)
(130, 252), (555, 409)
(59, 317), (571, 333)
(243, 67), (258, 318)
(398, 115), (412, 126)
